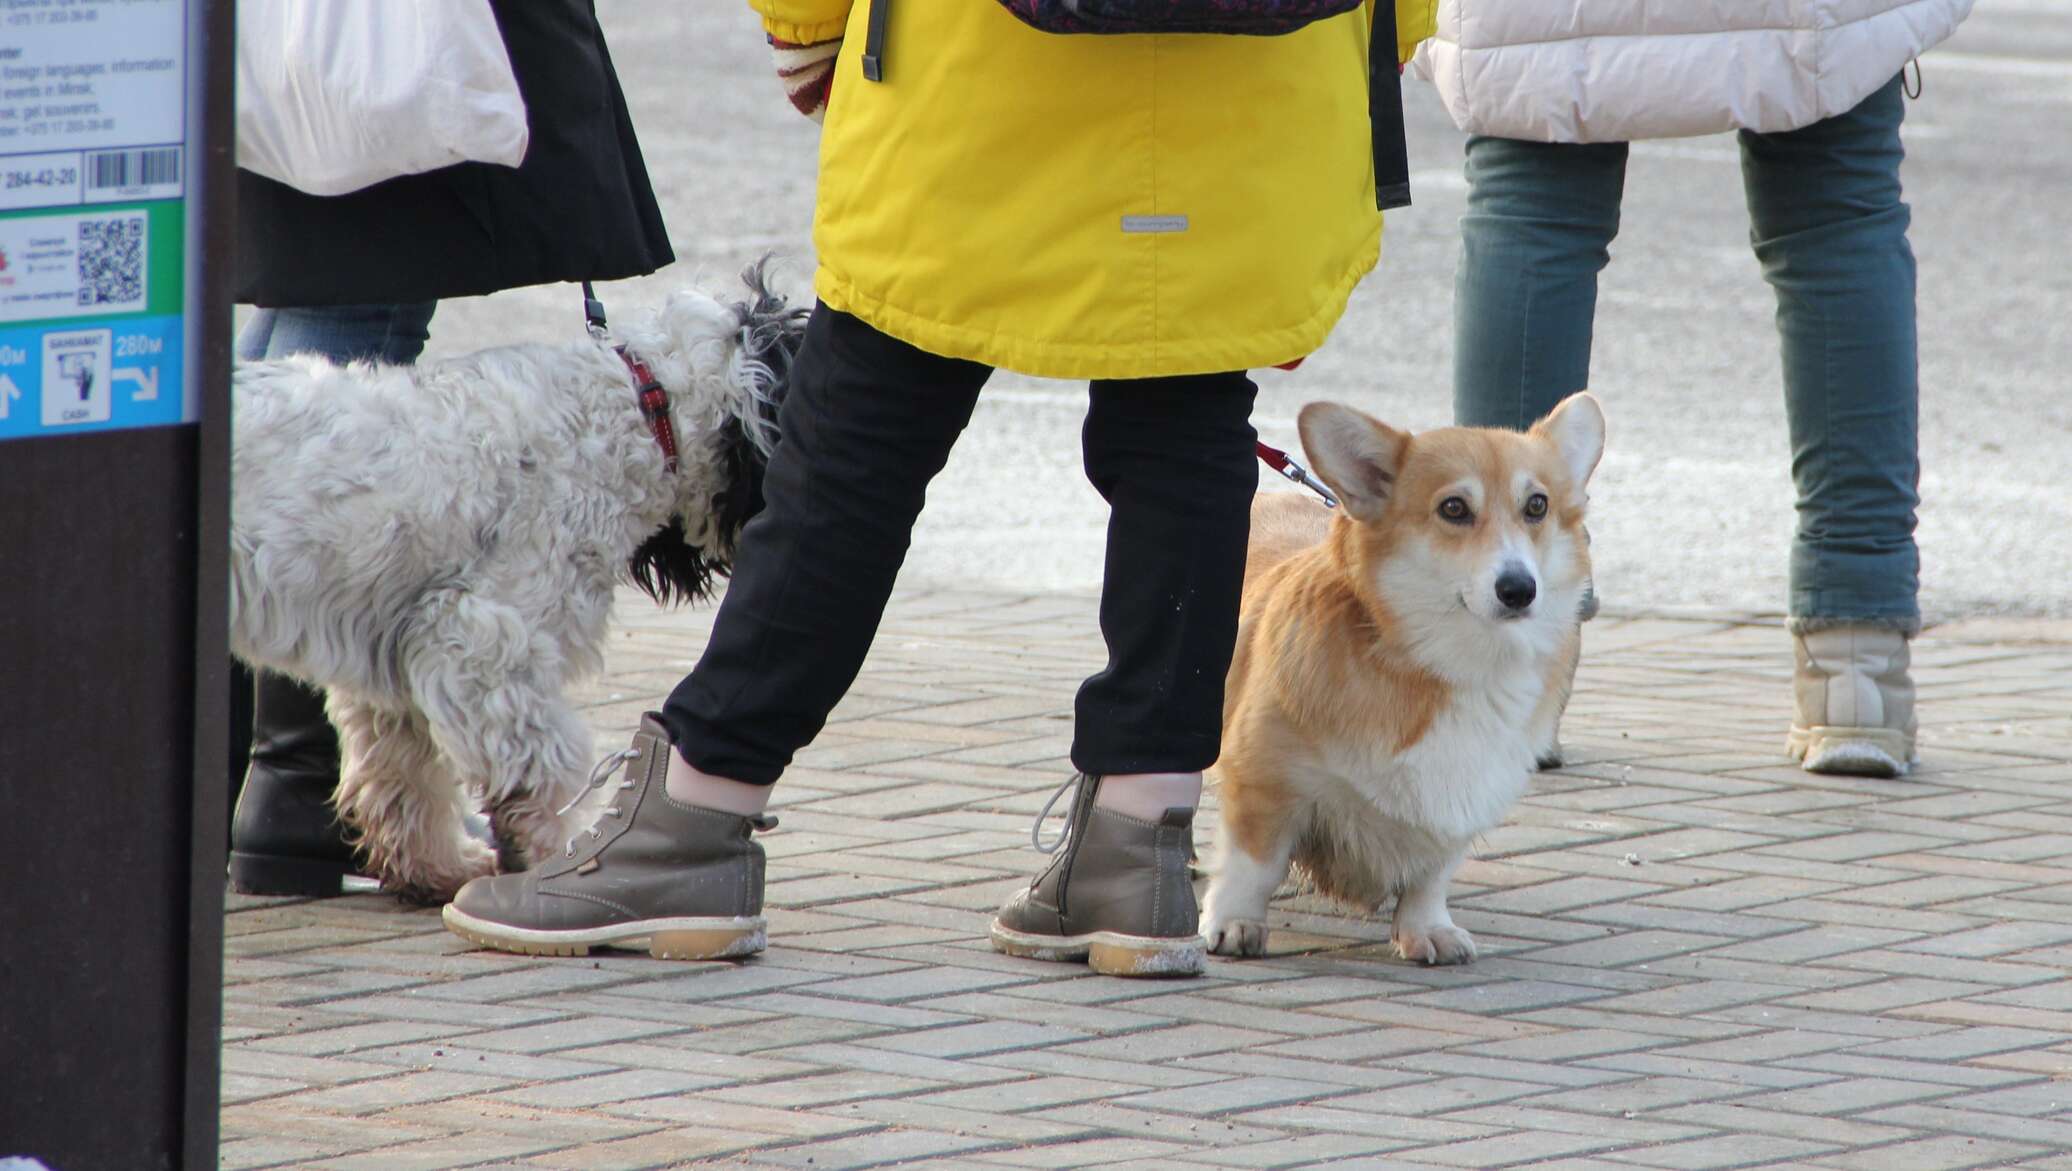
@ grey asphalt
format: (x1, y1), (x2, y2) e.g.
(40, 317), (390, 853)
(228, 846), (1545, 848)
(417, 2), (2072, 622)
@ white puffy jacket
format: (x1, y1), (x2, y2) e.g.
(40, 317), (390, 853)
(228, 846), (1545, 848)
(1410, 0), (1974, 143)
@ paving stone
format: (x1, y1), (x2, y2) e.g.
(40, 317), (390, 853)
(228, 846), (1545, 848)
(967, 1137), (1204, 1167)
(1773, 1053), (2038, 1089)
(1857, 1105), (2072, 1148)
(703, 1070), (946, 1109)
(488, 1068), (732, 1108)
(749, 1042), (1024, 1087)
(1392, 1051), (1643, 1089)
(303, 1131), (568, 1170)
(1455, 1027), (1668, 1063)
(601, 1096), (879, 1140)
(1054, 1023), (1292, 1063)
(266, 1070), (524, 1116)
(549, 1043), (822, 1085)
(1595, 1134), (1839, 1169)
(853, 1020), (1089, 1058)
(1399, 1128), (1632, 1167)
(748, 1127), (1005, 1169)
(1810, 1135), (2053, 1171)
(1112, 1076), (1352, 1117)
(345, 1043), (619, 1082)
(220, 1047), (401, 1087)
(1024, 1101), (1289, 1145)
(1521, 931), (1741, 969)
(1169, 1050), (1428, 1090)
(1192, 1130), (1423, 1167)
(968, 1047), (1234, 1088)
(835, 1098), (1097, 1144)
(514, 1126), (772, 1169)
(1441, 1104), (1709, 1144)
(1648, 1102), (1916, 1146)
(912, 1075), (1145, 1114)
(1846, 1025), (2064, 1061)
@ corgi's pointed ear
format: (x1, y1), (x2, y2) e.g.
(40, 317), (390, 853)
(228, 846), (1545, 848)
(1297, 402), (1409, 524)
(1531, 392), (1606, 489)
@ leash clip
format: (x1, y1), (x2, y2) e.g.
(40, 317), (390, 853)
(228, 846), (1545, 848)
(1256, 441), (1338, 508)
(581, 279), (610, 340)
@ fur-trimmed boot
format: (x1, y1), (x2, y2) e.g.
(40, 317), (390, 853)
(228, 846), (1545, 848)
(1787, 625), (1918, 778)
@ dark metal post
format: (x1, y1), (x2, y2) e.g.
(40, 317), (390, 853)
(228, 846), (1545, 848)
(0, 1), (233, 1167)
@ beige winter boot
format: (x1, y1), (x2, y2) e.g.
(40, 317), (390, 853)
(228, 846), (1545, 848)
(1787, 626), (1918, 778)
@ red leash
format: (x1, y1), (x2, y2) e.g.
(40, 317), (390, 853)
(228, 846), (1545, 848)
(583, 281), (679, 474)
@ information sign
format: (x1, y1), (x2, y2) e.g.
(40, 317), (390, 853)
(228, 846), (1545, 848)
(0, 0), (188, 441)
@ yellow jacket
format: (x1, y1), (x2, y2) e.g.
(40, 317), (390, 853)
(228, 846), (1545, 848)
(752, 0), (1437, 380)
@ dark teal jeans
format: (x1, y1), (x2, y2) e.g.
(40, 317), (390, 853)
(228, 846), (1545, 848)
(1452, 74), (1920, 632)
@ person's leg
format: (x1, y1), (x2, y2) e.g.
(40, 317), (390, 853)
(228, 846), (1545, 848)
(661, 306), (992, 786)
(1452, 138), (1624, 755)
(226, 310), (280, 809)
(249, 301), (439, 366)
(992, 372), (1258, 977)
(1073, 373), (1259, 784)
(1453, 137), (1628, 430)
(1741, 75), (1922, 776)
(445, 305), (993, 958)
(1742, 75), (1921, 632)
(229, 302), (440, 895)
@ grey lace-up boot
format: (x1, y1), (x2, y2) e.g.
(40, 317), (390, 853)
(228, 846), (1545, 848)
(1788, 625), (1919, 778)
(442, 714), (769, 960)
(991, 773), (1206, 977)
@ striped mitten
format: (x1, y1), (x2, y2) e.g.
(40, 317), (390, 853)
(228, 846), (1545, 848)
(771, 37), (840, 123)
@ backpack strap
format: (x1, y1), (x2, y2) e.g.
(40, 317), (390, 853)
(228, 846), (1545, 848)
(1371, 0), (1412, 210)
(862, 0), (889, 81)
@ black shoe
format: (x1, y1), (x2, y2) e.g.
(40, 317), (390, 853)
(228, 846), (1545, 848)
(228, 671), (361, 897)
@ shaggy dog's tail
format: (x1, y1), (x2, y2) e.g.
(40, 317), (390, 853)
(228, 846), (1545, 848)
(629, 259), (811, 607)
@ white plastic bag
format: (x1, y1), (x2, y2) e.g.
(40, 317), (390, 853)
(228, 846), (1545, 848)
(236, 0), (530, 197)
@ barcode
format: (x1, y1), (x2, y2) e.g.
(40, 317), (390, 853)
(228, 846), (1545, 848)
(86, 148), (181, 190)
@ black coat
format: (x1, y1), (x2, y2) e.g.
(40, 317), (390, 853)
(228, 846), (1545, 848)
(235, 0), (673, 307)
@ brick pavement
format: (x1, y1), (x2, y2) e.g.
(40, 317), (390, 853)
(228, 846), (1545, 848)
(221, 588), (2072, 1170)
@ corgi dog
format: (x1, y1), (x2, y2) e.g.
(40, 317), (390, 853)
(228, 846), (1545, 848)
(1203, 394), (1605, 964)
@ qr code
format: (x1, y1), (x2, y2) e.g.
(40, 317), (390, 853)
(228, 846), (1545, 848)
(77, 215), (146, 308)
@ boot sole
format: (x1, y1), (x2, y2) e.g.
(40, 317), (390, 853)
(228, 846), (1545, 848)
(228, 851), (357, 898)
(1788, 725), (1915, 778)
(442, 905), (766, 960)
(989, 922), (1205, 977)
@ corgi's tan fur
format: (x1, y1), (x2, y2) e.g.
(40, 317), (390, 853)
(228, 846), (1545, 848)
(1204, 394), (1604, 964)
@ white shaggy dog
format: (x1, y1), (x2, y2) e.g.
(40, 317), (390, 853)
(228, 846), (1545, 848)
(230, 266), (806, 904)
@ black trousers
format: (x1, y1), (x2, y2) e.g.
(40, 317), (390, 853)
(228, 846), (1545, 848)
(661, 306), (1259, 784)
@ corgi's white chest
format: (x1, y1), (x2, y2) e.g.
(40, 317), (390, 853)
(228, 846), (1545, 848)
(1318, 673), (1540, 843)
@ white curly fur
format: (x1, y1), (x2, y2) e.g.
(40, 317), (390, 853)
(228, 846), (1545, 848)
(229, 284), (788, 903)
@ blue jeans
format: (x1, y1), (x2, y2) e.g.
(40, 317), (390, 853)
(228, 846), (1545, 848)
(1452, 75), (1920, 630)
(235, 302), (438, 364)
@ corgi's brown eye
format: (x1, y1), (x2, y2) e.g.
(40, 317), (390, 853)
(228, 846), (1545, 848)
(1524, 493), (1549, 520)
(1438, 497), (1473, 524)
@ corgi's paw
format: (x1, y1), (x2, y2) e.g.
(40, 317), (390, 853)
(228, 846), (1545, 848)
(1392, 922), (1477, 966)
(1206, 916), (1271, 958)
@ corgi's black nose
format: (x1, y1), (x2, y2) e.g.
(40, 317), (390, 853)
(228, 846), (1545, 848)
(1495, 570), (1537, 613)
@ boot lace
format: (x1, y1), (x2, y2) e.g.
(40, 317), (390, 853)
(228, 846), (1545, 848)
(1030, 772), (1090, 855)
(561, 747), (641, 858)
